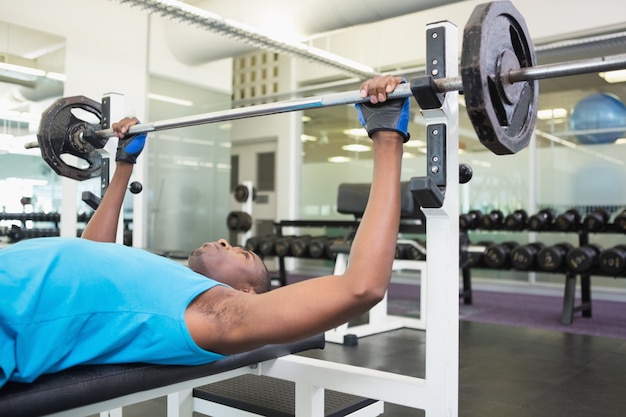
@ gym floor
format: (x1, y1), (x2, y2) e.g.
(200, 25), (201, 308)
(110, 320), (626, 417)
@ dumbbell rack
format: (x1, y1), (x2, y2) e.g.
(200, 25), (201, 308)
(270, 219), (426, 284)
(462, 211), (626, 325)
(265, 218), (428, 343)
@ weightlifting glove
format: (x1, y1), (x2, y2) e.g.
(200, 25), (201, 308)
(116, 129), (147, 164)
(355, 89), (411, 143)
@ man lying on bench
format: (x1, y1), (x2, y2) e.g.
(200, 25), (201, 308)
(0, 75), (410, 389)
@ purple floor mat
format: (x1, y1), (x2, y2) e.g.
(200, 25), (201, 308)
(283, 274), (626, 340)
(388, 282), (626, 340)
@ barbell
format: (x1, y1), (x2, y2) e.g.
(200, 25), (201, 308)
(36, 1), (626, 181)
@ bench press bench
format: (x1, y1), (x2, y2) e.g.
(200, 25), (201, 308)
(0, 334), (382, 417)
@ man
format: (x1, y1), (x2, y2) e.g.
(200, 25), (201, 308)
(81, 119), (273, 294)
(0, 75), (409, 387)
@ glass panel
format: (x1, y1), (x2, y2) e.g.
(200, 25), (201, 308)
(0, 22), (67, 244)
(299, 67), (626, 291)
(146, 76), (231, 253)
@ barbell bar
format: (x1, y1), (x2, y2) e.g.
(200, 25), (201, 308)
(35, 1), (626, 181)
(93, 52), (626, 140)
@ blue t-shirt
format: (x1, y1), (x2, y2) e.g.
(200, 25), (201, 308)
(0, 237), (226, 388)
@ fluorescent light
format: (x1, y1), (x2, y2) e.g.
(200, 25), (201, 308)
(599, 69), (626, 84)
(471, 159), (492, 168)
(301, 134), (317, 142)
(616, 138), (626, 145)
(328, 156), (351, 163)
(404, 139), (426, 148)
(46, 72), (67, 81)
(342, 143), (371, 152)
(148, 93), (193, 107)
(0, 62), (46, 77)
(537, 108), (568, 120)
(343, 128), (368, 138)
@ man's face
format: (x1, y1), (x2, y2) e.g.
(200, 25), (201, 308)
(187, 239), (265, 293)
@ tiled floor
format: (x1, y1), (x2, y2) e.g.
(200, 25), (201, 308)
(299, 321), (626, 416)
(117, 320), (626, 416)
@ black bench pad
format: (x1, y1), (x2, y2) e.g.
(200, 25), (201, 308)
(195, 374), (378, 417)
(0, 334), (325, 417)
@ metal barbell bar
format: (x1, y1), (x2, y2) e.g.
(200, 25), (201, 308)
(93, 52), (626, 139)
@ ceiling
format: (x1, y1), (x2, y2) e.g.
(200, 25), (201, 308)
(1, 1), (626, 162)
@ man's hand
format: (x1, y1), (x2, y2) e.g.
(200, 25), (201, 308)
(112, 117), (147, 164)
(355, 75), (411, 142)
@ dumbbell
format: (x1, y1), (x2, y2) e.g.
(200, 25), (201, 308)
(483, 241), (518, 269)
(46, 212), (62, 223)
(7, 225), (24, 242)
(257, 235), (278, 256)
(407, 239), (427, 261)
(566, 244), (604, 273)
(459, 210), (483, 231)
(612, 209), (626, 233)
(226, 211), (252, 232)
(396, 239), (427, 261)
(598, 245), (626, 276)
(527, 208), (556, 231)
(395, 242), (410, 259)
(510, 242), (545, 270)
(582, 208), (610, 232)
(537, 242), (574, 272)
(308, 236), (333, 259)
(503, 209), (528, 231)
(244, 236), (262, 254)
(290, 235), (314, 258)
(554, 208), (581, 232)
(464, 240), (493, 268)
(480, 210), (505, 230)
(274, 236), (297, 257)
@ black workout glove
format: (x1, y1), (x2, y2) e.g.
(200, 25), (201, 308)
(116, 129), (147, 164)
(355, 87), (411, 143)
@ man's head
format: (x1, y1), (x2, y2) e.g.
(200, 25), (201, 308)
(188, 239), (271, 294)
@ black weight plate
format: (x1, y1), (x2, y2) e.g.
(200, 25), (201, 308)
(37, 96), (103, 181)
(234, 184), (250, 203)
(461, 1), (538, 154)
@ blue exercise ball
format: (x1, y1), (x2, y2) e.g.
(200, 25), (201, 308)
(569, 93), (626, 144)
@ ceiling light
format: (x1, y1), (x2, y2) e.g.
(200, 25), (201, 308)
(404, 139), (426, 148)
(148, 93), (193, 107)
(342, 143), (371, 152)
(301, 134), (317, 142)
(616, 138), (626, 145)
(471, 159), (492, 168)
(46, 72), (67, 82)
(301, 115), (312, 123)
(328, 156), (351, 163)
(342, 128), (368, 138)
(537, 108), (568, 120)
(599, 69), (626, 84)
(402, 152), (417, 159)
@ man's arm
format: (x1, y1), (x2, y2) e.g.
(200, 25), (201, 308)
(81, 118), (145, 242)
(81, 163), (133, 242)
(187, 75), (408, 354)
